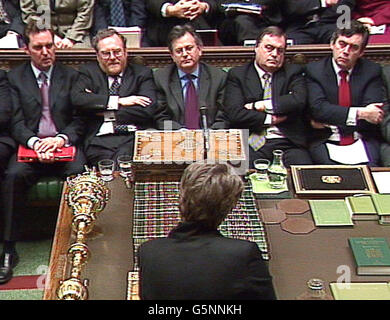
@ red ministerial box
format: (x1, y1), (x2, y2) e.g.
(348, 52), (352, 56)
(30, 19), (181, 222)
(17, 145), (76, 162)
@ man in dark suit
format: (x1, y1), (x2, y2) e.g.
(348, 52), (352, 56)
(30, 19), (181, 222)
(0, 71), (15, 178)
(0, 0), (24, 45)
(138, 162), (276, 300)
(218, 0), (282, 46)
(92, 0), (147, 35)
(143, 0), (219, 47)
(224, 26), (313, 168)
(282, 0), (356, 45)
(154, 24), (228, 130)
(71, 28), (156, 168)
(380, 65), (390, 166)
(305, 20), (385, 166)
(0, 22), (86, 284)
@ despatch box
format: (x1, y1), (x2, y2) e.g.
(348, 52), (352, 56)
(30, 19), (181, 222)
(133, 130), (247, 177)
(291, 165), (377, 198)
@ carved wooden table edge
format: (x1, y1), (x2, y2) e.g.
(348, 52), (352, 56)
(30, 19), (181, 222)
(43, 182), (72, 300)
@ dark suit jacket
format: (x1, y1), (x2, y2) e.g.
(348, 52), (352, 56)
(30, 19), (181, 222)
(0, 70), (15, 150)
(92, 0), (147, 35)
(144, 0), (219, 47)
(70, 62), (156, 148)
(224, 62), (309, 148)
(219, 0), (282, 25)
(154, 62), (228, 130)
(8, 62), (84, 147)
(282, 0), (355, 27)
(381, 65), (390, 143)
(138, 221), (276, 300)
(0, 0), (24, 38)
(305, 56), (385, 145)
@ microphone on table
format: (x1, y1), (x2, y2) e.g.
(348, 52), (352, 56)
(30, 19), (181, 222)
(199, 105), (210, 156)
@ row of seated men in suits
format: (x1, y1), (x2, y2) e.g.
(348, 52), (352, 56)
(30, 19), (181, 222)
(2, 0), (390, 49)
(0, 18), (388, 289)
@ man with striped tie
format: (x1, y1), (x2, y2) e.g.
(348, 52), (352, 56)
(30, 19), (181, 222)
(71, 28), (157, 168)
(223, 26), (313, 168)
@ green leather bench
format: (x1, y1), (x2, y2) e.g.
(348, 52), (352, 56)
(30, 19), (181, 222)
(1, 177), (66, 240)
(28, 177), (64, 206)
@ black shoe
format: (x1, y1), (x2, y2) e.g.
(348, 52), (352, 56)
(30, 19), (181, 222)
(0, 252), (19, 284)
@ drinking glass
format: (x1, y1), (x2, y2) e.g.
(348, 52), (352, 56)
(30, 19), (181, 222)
(253, 159), (270, 181)
(98, 159), (115, 182)
(117, 155), (133, 178)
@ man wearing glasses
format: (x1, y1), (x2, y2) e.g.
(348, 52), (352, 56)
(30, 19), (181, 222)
(154, 24), (228, 130)
(305, 20), (385, 166)
(71, 28), (157, 167)
(223, 26), (313, 168)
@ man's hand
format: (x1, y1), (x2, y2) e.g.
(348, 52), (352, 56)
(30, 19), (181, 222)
(357, 103), (384, 124)
(271, 115), (287, 125)
(310, 119), (328, 129)
(33, 137), (65, 163)
(244, 101), (267, 112)
(357, 17), (375, 32)
(325, 0), (339, 6)
(166, 0), (207, 20)
(118, 95), (152, 107)
(55, 36), (75, 49)
(357, 17), (375, 26)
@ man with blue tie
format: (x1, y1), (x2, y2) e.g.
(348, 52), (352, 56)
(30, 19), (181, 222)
(154, 24), (228, 130)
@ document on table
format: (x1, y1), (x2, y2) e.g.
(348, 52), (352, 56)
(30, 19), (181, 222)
(326, 139), (369, 165)
(0, 34), (19, 48)
(371, 171), (390, 194)
(370, 24), (386, 35)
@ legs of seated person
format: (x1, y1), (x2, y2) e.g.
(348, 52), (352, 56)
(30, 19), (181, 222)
(219, 15), (268, 45)
(85, 134), (135, 169)
(286, 23), (335, 45)
(0, 142), (15, 178)
(0, 150), (86, 283)
(309, 139), (381, 167)
(1, 151), (86, 242)
(249, 138), (313, 169)
(380, 143), (390, 166)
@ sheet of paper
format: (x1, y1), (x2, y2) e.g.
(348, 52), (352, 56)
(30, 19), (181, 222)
(326, 139), (369, 164)
(372, 171), (390, 194)
(370, 24), (386, 35)
(108, 26), (141, 33)
(0, 34), (19, 48)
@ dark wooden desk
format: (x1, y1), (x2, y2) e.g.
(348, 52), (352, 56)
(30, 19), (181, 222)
(44, 169), (390, 300)
(258, 200), (390, 300)
(44, 176), (135, 300)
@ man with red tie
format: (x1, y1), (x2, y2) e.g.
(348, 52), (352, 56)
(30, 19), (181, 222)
(305, 20), (385, 166)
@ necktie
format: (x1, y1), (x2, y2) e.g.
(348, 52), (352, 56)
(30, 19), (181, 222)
(109, 75), (121, 95)
(338, 70), (355, 146)
(38, 72), (57, 138)
(110, 0), (126, 27)
(248, 73), (271, 151)
(0, 1), (10, 24)
(184, 74), (199, 129)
